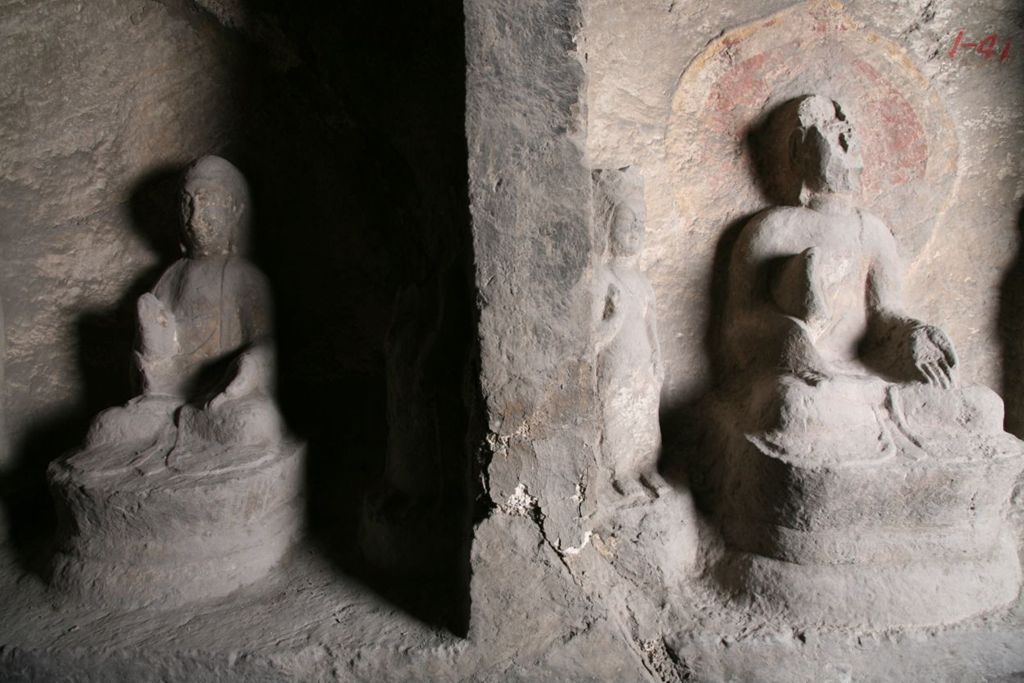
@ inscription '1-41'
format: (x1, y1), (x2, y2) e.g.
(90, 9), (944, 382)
(949, 30), (1012, 62)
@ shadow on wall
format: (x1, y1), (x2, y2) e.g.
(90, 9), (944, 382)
(657, 214), (753, 513)
(1, 0), (478, 636)
(228, 0), (478, 635)
(0, 166), (185, 576)
(657, 112), (779, 514)
(999, 206), (1024, 437)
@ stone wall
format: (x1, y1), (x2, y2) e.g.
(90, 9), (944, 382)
(1, 0), (240, 468)
(0, 0), (475, 611)
(584, 0), (1024, 428)
(2, 1), (1024, 680)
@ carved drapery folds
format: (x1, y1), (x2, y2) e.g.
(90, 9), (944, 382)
(47, 157), (303, 607)
(704, 95), (1024, 626)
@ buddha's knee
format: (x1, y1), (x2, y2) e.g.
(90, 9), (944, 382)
(86, 396), (178, 446)
(767, 375), (885, 433)
(893, 383), (1004, 434)
(179, 396), (284, 447)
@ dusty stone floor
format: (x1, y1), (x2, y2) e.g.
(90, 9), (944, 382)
(0, 540), (460, 682)
(669, 573), (1024, 682)
(2, 533), (1023, 682)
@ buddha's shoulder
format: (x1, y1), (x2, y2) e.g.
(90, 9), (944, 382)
(151, 259), (189, 296)
(742, 206), (813, 232)
(224, 256), (272, 292)
(737, 206), (816, 249)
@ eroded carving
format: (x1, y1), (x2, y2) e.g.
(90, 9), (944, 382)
(359, 275), (455, 575)
(593, 168), (663, 496)
(708, 96), (1024, 626)
(589, 166), (698, 598)
(47, 156), (302, 607)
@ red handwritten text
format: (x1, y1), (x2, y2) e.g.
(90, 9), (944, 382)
(949, 30), (1012, 62)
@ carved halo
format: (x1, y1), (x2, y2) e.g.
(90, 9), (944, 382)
(666, 1), (958, 258)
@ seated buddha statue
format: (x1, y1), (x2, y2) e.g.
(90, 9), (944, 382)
(47, 156), (302, 607)
(719, 95), (1009, 454)
(706, 95), (1024, 627)
(74, 155), (283, 474)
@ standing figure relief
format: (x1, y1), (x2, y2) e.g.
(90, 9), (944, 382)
(593, 167), (664, 497)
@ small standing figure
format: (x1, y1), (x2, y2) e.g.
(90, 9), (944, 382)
(593, 168), (663, 496)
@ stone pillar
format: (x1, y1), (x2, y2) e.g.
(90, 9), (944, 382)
(465, 0), (603, 653)
(464, 1), (698, 674)
(466, 0), (596, 559)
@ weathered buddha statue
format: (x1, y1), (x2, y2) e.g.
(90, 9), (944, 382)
(48, 156), (302, 607)
(83, 155), (280, 459)
(592, 167), (664, 495)
(708, 95), (1024, 626)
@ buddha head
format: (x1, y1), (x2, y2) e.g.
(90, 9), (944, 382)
(595, 167), (646, 258)
(787, 95), (864, 203)
(180, 156), (251, 257)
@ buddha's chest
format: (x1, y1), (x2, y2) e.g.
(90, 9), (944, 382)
(153, 258), (247, 355)
(818, 245), (870, 304)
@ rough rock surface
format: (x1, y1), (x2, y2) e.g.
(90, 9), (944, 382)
(2, 0), (1024, 680)
(0, 0), (241, 461)
(2, 540), (1024, 681)
(466, 0), (702, 675)
(585, 0), (1024, 418)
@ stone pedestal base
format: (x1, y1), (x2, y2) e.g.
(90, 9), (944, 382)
(708, 380), (1024, 627)
(47, 439), (304, 608)
(714, 535), (1022, 627)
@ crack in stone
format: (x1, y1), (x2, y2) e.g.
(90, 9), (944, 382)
(500, 483), (585, 588)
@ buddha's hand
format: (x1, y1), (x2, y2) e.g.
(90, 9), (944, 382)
(769, 248), (830, 329)
(907, 324), (958, 389)
(209, 345), (273, 410)
(780, 318), (833, 385)
(137, 293), (178, 359)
